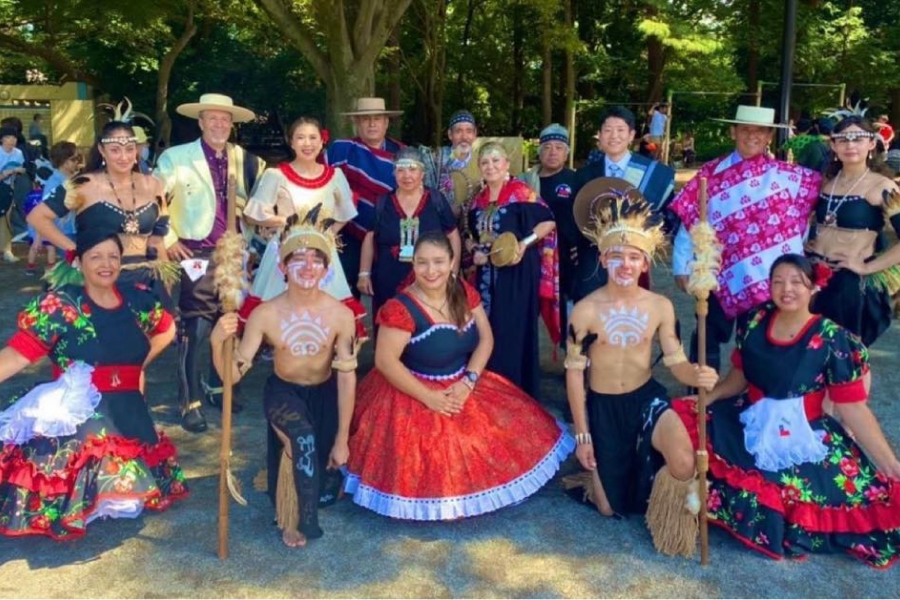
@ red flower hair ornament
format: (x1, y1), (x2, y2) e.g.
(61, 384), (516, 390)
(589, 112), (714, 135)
(813, 262), (833, 292)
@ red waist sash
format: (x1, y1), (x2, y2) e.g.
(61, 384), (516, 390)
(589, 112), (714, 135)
(51, 365), (142, 392)
(747, 384), (824, 421)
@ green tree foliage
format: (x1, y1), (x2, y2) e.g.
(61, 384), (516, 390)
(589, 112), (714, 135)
(2, 0), (899, 155)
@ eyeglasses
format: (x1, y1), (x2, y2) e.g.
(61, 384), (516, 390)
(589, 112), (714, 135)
(831, 132), (876, 144)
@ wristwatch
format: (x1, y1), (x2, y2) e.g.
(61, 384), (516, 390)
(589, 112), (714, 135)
(463, 370), (479, 388)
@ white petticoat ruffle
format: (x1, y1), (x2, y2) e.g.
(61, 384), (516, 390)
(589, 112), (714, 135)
(739, 395), (828, 472)
(0, 362), (102, 445)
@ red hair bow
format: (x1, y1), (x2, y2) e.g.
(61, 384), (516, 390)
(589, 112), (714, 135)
(321, 128), (330, 145)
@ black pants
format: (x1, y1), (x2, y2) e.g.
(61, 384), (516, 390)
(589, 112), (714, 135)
(588, 378), (671, 515)
(340, 235), (362, 300)
(176, 249), (222, 406)
(263, 375), (338, 539)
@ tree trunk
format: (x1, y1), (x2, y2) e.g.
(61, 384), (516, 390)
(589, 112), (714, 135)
(645, 4), (665, 104)
(255, 0), (414, 138)
(154, 4), (197, 154)
(542, 33), (552, 127)
(746, 0), (760, 93)
(324, 65), (376, 136)
(455, 0), (479, 91)
(431, 0), (448, 146)
(511, 2), (525, 133)
(564, 0), (575, 149)
(387, 28), (402, 128)
(890, 86), (900, 127)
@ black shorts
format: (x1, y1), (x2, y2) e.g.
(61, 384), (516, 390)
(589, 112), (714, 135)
(588, 377), (671, 515)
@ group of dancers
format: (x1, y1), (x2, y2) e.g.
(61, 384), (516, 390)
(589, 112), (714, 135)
(0, 92), (898, 569)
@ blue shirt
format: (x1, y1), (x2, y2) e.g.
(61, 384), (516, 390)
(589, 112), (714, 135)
(604, 152), (632, 178)
(649, 111), (667, 137)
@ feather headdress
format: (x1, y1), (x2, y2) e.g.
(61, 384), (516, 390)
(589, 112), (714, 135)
(96, 97), (155, 126)
(279, 203), (339, 263)
(573, 178), (666, 259)
(824, 100), (868, 122)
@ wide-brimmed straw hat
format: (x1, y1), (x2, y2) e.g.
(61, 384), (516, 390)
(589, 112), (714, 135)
(176, 93), (255, 123)
(713, 105), (790, 129)
(341, 97), (403, 117)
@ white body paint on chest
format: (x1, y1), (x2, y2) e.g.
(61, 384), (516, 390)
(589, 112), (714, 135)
(280, 310), (331, 356)
(599, 306), (649, 348)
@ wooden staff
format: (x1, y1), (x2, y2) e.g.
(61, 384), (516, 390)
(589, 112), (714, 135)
(695, 177), (711, 566)
(217, 175), (238, 560)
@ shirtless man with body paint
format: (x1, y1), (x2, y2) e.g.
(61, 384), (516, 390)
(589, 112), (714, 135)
(564, 188), (716, 556)
(211, 222), (357, 549)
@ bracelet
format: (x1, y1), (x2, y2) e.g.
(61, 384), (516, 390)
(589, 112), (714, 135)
(575, 432), (593, 445)
(522, 233), (538, 246)
(358, 271), (371, 278)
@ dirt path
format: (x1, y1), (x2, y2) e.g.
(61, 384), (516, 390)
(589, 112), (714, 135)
(0, 246), (897, 598)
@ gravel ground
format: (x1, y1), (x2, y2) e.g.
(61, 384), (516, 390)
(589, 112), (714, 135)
(0, 241), (898, 599)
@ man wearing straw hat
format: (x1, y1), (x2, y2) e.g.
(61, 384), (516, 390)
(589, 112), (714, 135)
(154, 93), (265, 433)
(325, 97), (404, 298)
(669, 105), (820, 373)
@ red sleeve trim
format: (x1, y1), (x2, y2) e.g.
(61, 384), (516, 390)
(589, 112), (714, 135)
(375, 299), (416, 333)
(828, 373), (868, 404)
(463, 280), (482, 311)
(8, 331), (49, 363)
(151, 310), (175, 337)
(730, 348), (743, 370)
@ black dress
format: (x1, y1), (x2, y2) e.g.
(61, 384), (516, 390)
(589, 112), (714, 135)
(0, 284), (187, 540)
(808, 192), (898, 346)
(44, 183), (171, 305)
(468, 179), (556, 399)
(372, 188), (456, 317)
(677, 305), (900, 568)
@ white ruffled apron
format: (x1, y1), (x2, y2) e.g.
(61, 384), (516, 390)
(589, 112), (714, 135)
(0, 362), (102, 445)
(739, 396), (828, 472)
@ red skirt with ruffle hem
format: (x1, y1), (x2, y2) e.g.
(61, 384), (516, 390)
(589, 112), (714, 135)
(344, 369), (574, 520)
(0, 430), (188, 541)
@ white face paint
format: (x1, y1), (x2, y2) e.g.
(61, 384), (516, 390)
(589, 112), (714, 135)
(604, 246), (646, 287)
(599, 305), (649, 348)
(606, 258), (634, 286)
(287, 257), (325, 289)
(280, 310), (331, 357)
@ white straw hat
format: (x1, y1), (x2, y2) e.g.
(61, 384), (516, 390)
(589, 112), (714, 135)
(341, 97), (403, 117)
(176, 93), (255, 123)
(713, 105), (791, 129)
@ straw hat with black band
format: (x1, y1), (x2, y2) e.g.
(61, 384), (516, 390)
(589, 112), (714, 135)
(713, 105), (792, 129)
(176, 93), (255, 123)
(341, 97), (403, 118)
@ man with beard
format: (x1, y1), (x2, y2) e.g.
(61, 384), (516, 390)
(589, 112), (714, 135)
(425, 110), (482, 217)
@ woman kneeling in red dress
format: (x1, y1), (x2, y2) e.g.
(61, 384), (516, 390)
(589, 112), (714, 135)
(345, 231), (573, 520)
